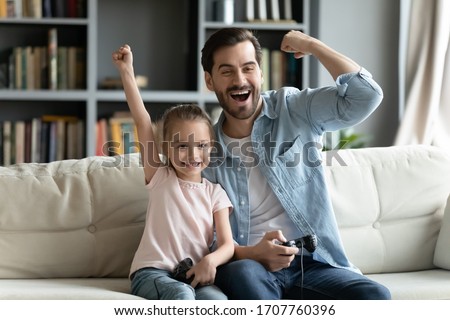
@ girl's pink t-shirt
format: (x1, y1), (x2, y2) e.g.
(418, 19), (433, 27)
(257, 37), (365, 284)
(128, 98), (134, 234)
(129, 167), (232, 277)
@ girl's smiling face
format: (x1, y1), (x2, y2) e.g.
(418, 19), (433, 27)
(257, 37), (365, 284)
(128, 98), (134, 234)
(166, 120), (212, 182)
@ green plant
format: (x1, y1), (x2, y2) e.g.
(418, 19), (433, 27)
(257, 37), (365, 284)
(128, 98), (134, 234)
(322, 128), (370, 151)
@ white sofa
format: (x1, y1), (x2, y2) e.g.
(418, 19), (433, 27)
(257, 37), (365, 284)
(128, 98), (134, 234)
(1, 144), (450, 299)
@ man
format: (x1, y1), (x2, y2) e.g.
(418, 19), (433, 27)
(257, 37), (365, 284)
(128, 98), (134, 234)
(201, 28), (390, 299)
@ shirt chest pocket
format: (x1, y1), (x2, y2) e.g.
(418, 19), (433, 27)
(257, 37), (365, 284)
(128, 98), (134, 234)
(274, 136), (321, 189)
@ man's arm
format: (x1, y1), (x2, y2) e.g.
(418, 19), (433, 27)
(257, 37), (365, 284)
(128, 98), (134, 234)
(280, 30), (360, 81)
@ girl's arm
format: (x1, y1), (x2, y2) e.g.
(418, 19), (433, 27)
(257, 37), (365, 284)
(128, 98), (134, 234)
(187, 207), (234, 288)
(112, 45), (161, 183)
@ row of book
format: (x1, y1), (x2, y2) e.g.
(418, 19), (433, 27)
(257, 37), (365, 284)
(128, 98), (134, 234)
(209, 0), (303, 24)
(0, 115), (84, 166)
(96, 112), (140, 157)
(261, 47), (302, 91)
(0, 28), (86, 90)
(0, 0), (87, 19)
(0, 112), (141, 166)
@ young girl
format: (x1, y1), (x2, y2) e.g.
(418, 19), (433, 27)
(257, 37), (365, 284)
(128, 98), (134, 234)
(112, 45), (234, 300)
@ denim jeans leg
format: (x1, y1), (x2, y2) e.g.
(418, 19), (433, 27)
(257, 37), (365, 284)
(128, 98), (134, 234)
(215, 259), (283, 299)
(284, 256), (391, 300)
(131, 268), (196, 300)
(195, 285), (228, 300)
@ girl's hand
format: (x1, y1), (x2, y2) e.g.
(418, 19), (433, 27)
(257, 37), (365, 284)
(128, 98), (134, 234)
(112, 44), (133, 71)
(186, 256), (217, 288)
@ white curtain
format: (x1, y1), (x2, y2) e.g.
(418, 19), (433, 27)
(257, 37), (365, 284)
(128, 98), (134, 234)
(395, 0), (450, 149)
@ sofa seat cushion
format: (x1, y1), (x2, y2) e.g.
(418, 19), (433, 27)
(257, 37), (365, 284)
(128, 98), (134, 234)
(366, 269), (450, 299)
(0, 278), (143, 300)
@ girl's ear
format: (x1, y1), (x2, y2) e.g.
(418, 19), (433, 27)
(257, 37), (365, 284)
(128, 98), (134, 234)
(204, 72), (214, 91)
(160, 141), (169, 166)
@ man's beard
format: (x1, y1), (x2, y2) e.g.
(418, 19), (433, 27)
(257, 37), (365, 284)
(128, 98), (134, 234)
(216, 86), (260, 120)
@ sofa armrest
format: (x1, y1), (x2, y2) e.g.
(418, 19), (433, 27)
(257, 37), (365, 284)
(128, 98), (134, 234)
(434, 194), (450, 269)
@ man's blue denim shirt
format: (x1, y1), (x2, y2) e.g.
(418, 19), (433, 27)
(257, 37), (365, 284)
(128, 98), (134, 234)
(203, 68), (383, 273)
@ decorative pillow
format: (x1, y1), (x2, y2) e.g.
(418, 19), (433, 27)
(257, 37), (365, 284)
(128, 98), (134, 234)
(434, 194), (450, 269)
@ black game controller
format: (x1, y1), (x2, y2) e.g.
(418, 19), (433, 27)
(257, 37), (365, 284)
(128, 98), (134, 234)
(172, 258), (194, 284)
(282, 234), (317, 253)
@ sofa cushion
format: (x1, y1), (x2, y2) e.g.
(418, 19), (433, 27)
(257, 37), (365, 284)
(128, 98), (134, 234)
(0, 153), (147, 278)
(366, 269), (450, 299)
(323, 145), (450, 274)
(0, 278), (143, 300)
(434, 195), (450, 269)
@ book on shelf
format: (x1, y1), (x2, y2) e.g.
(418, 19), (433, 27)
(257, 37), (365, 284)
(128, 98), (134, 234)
(57, 46), (68, 89)
(212, 0), (234, 24)
(245, 0), (299, 22)
(261, 47), (301, 91)
(108, 115), (139, 156)
(1, 0), (86, 19)
(0, 115), (85, 165)
(24, 0), (43, 18)
(245, 0), (254, 22)
(268, 0), (280, 21)
(256, 0), (267, 21)
(42, 0), (51, 17)
(41, 115), (84, 162)
(48, 27), (58, 90)
(30, 117), (41, 163)
(24, 120), (32, 162)
(67, 46), (77, 89)
(14, 120), (25, 164)
(12, 0), (22, 17)
(270, 49), (284, 90)
(4, 43), (84, 90)
(100, 75), (148, 89)
(95, 118), (108, 156)
(0, 0), (7, 18)
(261, 47), (270, 92)
(281, 0), (292, 21)
(98, 112), (139, 157)
(2, 121), (11, 166)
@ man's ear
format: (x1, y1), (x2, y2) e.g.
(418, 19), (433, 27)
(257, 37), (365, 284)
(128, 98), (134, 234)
(204, 72), (214, 91)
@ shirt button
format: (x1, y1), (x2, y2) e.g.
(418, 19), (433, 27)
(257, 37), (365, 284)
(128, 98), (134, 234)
(240, 200), (245, 206)
(237, 167), (241, 172)
(240, 234), (244, 239)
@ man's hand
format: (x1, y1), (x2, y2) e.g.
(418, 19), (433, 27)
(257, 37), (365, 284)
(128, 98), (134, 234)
(236, 230), (299, 272)
(280, 30), (316, 59)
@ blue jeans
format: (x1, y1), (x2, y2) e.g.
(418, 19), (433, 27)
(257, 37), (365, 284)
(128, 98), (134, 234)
(131, 267), (228, 300)
(214, 255), (391, 300)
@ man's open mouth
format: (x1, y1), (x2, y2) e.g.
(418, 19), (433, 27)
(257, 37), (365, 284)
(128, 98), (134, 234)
(230, 90), (250, 102)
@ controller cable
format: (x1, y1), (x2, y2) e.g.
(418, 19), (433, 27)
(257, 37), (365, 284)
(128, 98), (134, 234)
(300, 243), (305, 300)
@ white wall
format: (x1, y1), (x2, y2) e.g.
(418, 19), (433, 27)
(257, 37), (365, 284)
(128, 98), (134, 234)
(315, 0), (400, 147)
